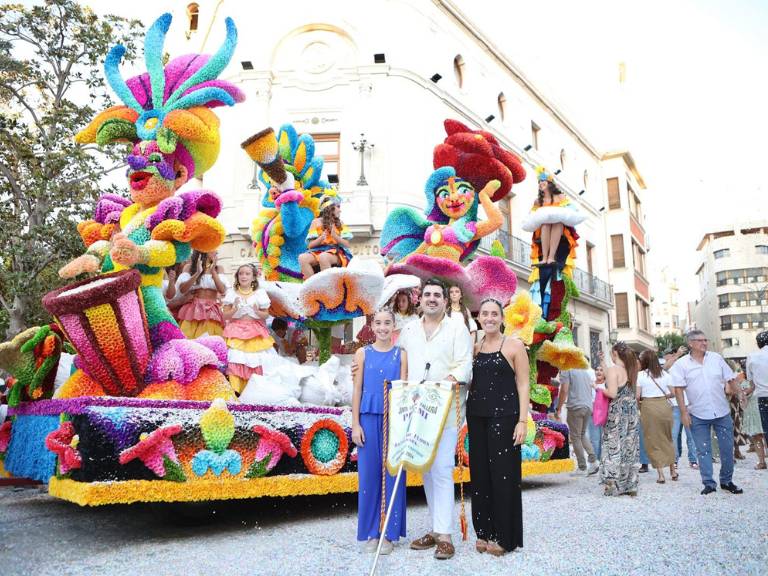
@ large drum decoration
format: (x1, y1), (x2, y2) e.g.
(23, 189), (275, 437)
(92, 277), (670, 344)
(42, 270), (152, 396)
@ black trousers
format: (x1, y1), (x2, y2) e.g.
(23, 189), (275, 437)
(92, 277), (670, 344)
(467, 414), (523, 552)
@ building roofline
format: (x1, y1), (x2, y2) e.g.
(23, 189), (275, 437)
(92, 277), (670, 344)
(434, 0), (602, 160)
(601, 150), (647, 189)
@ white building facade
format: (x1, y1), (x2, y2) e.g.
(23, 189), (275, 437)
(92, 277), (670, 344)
(692, 222), (768, 363)
(166, 0), (653, 363)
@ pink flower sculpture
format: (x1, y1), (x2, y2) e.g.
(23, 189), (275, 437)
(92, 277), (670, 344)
(0, 420), (11, 452)
(45, 421), (82, 474)
(250, 425), (298, 477)
(119, 424), (183, 477)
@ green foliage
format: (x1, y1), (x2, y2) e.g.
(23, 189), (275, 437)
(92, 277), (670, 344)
(0, 0), (143, 338)
(656, 332), (686, 354)
(162, 456), (187, 483)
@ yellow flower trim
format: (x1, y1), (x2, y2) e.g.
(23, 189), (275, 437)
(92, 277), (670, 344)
(48, 459), (573, 505)
(537, 339), (589, 371)
(503, 291), (542, 345)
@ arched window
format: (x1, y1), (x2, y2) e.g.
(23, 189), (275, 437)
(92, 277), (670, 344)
(453, 55), (465, 88)
(187, 3), (200, 33)
(497, 92), (506, 122)
(559, 149), (566, 172)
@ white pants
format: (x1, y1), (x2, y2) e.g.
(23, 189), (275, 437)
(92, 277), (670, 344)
(422, 426), (458, 535)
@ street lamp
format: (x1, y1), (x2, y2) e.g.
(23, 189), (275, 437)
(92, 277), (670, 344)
(352, 133), (374, 187)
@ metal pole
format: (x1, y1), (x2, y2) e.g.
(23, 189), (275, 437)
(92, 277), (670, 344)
(368, 462), (405, 576)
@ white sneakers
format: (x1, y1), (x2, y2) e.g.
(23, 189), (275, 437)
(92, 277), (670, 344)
(587, 462), (600, 475)
(365, 538), (393, 555)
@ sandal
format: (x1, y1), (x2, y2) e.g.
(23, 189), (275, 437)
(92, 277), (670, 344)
(486, 542), (507, 557)
(755, 463), (767, 470)
(671, 465), (679, 481)
(656, 478), (665, 484)
(475, 540), (488, 554)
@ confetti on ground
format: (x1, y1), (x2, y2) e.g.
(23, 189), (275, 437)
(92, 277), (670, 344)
(1, 452), (766, 576)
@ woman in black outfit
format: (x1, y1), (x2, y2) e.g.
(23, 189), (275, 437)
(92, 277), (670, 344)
(467, 298), (530, 556)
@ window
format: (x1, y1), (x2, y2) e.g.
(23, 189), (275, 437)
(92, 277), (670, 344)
(722, 338), (733, 348)
(672, 315), (680, 328)
(559, 149), (566, 172)
(611, 234), (625, 268)
(758, 245), (768, 254)
(589, 330), (601, 368)
(312, 133), (340, 181)
(627, 186), (642, 222)
(531, 121), (540, 150)
(716, 271), (727, 286)
(632, 241), (646, 276)
(636, 297), (650, 332)
(586, 242), (595, 276)
(718, 291), (768, 309)
(453, 55), (465, 88)
(615, 293), (629, 328)
(714, 248), (730, 259)
(187, 3), (199, 32)
(497, 92), (506, 122)
(720, 313), (768, 330)
(607, 177), (620, 209)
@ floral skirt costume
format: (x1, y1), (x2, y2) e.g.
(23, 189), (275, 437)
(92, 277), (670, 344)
(176, 273), (225, 339)
(307, 224), (353, 268)
(222, 288), (276, 394)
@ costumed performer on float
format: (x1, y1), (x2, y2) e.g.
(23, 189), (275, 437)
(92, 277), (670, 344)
(222, 263), (276, 395)
(54, 13), (245, 400)
(381, 120), (525, 309)
(521, 166), (585, 314)
(299, 194), (353, 279)
(176, 250), (228, 338)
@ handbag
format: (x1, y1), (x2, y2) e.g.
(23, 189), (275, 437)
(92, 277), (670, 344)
(592, 388), (609, 426)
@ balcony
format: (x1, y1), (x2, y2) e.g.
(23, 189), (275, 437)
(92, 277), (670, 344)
(477, 230), (614, 307)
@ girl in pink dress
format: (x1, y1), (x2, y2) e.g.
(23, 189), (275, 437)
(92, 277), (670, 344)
(222, 264), (276, 395)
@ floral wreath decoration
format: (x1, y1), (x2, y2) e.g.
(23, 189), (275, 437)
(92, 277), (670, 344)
(300, 418), (349, 476)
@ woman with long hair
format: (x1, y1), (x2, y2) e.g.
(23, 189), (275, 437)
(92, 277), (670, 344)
(299, 195), (353, 279)
(176, 250), (227, 338)
(467, 298), (529, 556)
(447, 285), (477, 340)
(637, 351), (677, 483)
(598, 342), (640, 496)
(390, 290), (418, 339)
(222, 264), (275, 395)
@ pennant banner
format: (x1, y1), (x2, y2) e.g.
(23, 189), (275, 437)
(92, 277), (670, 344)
(386, 380), (454, 475)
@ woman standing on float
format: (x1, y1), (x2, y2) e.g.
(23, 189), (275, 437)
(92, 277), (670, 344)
(467, 298), (529, 556)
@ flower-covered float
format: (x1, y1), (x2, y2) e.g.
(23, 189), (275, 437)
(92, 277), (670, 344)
(0, 23), (579, 504)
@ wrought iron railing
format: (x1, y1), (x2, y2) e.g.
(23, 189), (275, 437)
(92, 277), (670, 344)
(477, 229), (614, 306)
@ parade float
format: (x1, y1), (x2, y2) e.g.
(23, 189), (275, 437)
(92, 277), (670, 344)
(0, 14), (578, 506)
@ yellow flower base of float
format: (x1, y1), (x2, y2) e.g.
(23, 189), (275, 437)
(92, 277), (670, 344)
(0, 460), (10, 478)
(49, 459), (575, 506)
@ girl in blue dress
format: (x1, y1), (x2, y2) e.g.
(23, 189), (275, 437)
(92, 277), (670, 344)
(351, 308), (408, 554)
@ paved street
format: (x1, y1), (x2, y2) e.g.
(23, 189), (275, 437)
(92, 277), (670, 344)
(1, 453), (766, 576)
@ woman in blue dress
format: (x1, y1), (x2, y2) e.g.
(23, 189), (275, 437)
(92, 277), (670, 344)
(351, 309), (408, 554)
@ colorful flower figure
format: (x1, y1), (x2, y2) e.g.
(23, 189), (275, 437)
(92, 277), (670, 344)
(0, 421), (11, 455)
(457, 424), (470, 466)
(0, 325), (72, 407)
(45, 421), (82, 475)
(246, 425), (298, 478)
(191, 399), (242, 477)
(380, 120), (525, 310)
(534, 427), (566, 462)
(525, 414), (537, 446)
(536, 326), (589, 372)
(118, 424), (184, 479)
(263, 259), (419, 363)
(521, 444), (541, 462)
(300, 419), (349, 476)
(54, 13), (244, 401)
(242, 124), (331, 282)
(503, 292), (543, 345)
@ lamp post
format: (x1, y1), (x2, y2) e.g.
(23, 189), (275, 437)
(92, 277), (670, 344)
(609, 329), (619, 344)
(352, 133), (374, 187)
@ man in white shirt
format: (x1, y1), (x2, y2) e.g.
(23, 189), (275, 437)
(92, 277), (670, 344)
(669, 330), (743, 495)
(399, 278), (472, 560)
(746, 330), (768, 438)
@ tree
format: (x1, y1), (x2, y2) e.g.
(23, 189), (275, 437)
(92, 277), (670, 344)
(0, 0), (143, 338)
(655, 332), (686, 354)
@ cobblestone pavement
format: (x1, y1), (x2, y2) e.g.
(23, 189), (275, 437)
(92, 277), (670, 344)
(1, 452), (766, 576)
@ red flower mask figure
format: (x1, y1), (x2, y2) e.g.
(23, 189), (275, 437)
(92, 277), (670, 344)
(119, 424), (183, 477)
(45, 421), (82, 474)
(248, 425), (298, 477)
(0, 421), (12, 453)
